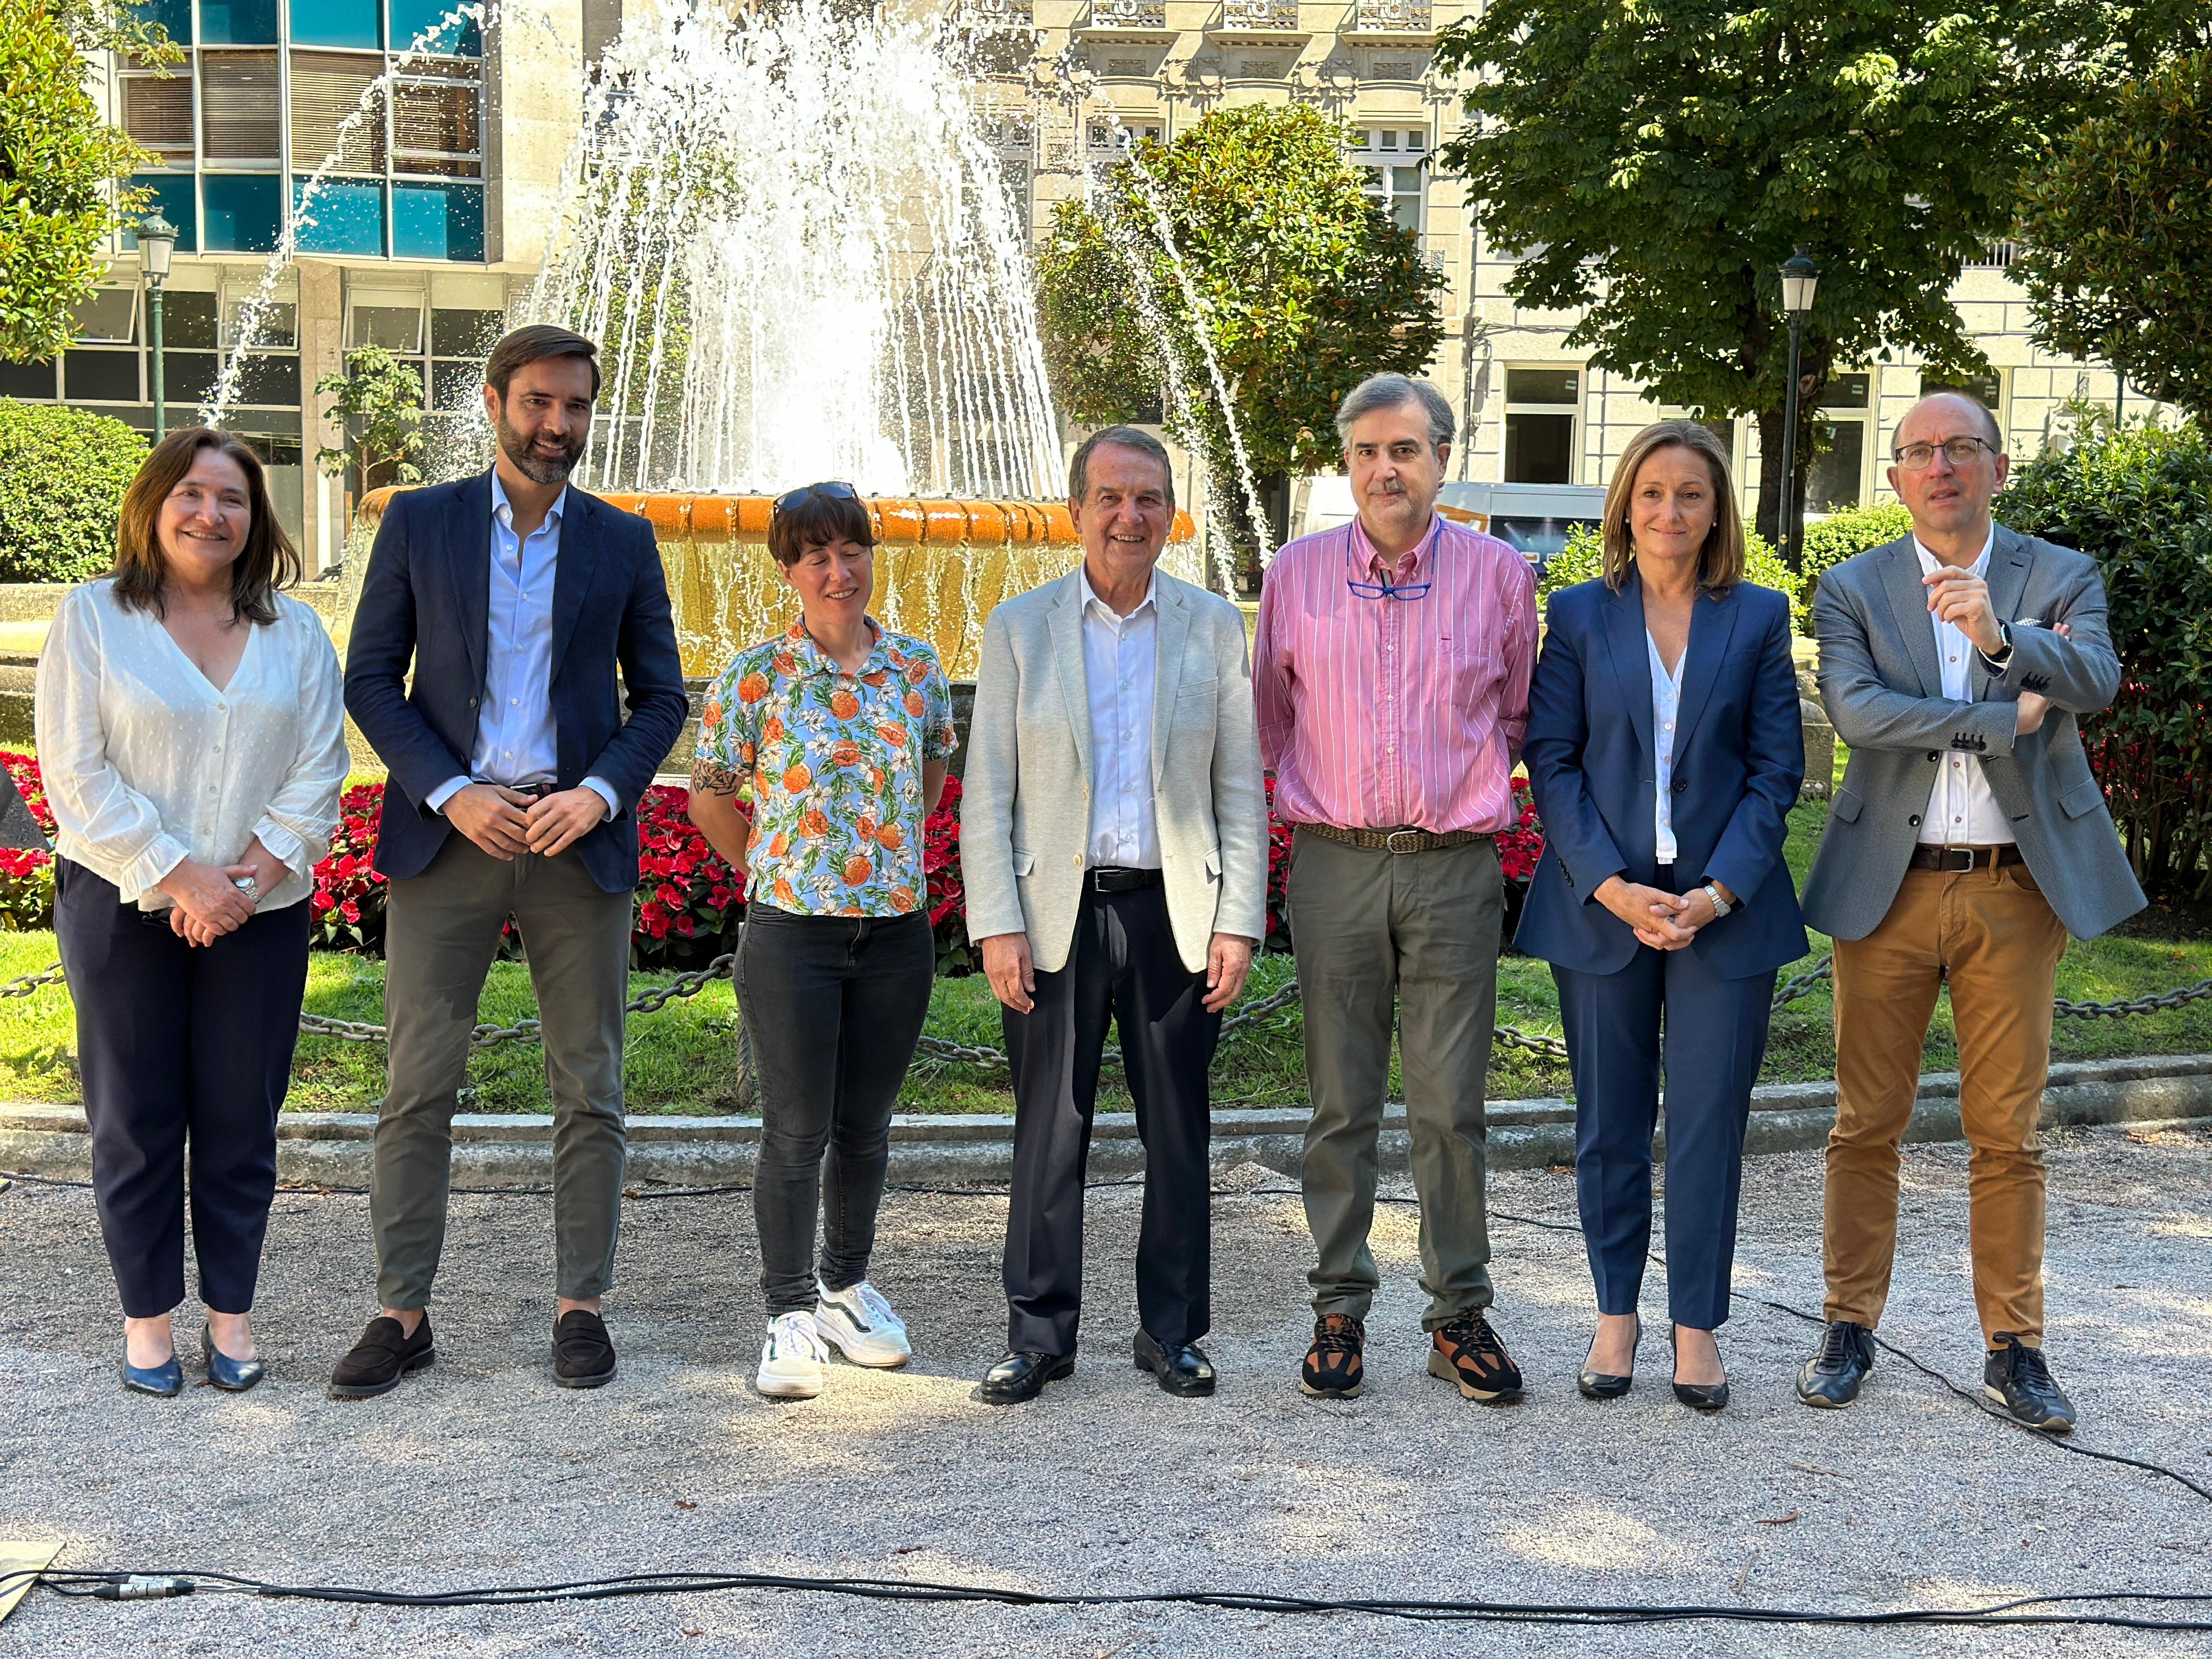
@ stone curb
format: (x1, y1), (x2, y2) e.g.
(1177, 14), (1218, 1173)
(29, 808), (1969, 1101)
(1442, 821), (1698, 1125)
(4, 1053), (2209, 1190)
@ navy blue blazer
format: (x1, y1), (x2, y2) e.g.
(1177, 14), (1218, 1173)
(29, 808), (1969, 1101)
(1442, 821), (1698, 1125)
(1514, 571), (1808, 979)
(343, 472), (689, 894)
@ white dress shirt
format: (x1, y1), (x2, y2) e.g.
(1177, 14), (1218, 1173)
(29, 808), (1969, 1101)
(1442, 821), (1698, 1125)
(1080, 567), (1161, 870)
(1915, 530), (2013, 846)
(1647, 629), (1685, 864)
(34, 579), (348, 910)
(427, 473), (616, 820)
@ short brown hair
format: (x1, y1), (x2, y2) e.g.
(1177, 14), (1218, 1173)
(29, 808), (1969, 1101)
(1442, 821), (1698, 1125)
(768, 483), (876, 568)
(111, 428), (301, 624)
(1597, 420), (1747, 595)
(484, 324), (601, 400)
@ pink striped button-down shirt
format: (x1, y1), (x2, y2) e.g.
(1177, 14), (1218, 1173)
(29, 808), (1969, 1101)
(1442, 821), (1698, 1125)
(1254, 512), (1537, 834)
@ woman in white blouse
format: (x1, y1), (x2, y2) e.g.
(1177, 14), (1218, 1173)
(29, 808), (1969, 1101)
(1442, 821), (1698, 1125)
(36, 428), (347, 1398)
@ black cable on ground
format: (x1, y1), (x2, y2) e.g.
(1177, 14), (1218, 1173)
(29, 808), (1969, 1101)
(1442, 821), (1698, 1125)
(7, 1567), (2212, 1630)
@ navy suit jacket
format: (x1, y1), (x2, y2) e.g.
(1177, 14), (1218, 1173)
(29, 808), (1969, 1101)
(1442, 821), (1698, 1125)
(1514, 571), (1808, 979)
(343, 471), (689, 894)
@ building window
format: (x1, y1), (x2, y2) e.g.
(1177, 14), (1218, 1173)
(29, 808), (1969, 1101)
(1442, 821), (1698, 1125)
(202, 171), (282, 251)
(1503, 366), (1579, 484)
(1920, 369), (2005, 433)
(1808, 371), (1872, 512)
(1350, 127), (1425, 234)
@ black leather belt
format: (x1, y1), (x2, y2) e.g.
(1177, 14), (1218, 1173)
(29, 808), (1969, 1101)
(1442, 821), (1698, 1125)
(1302, 823), (1492, 854)
(1908, 844), (2024, 872)
(484, 781), (558, 800)
(1087, 866), (1163, 893)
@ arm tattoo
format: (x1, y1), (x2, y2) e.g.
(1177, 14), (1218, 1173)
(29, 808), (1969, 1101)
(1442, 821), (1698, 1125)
(690, 757), (744, 798)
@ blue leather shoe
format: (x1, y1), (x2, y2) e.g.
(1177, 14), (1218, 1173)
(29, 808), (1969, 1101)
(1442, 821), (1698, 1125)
(202, 1326), (266, 1392)
(121, 1347), (183, 1398)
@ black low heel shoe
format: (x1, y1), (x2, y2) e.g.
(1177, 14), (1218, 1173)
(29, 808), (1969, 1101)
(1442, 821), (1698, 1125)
(202, 1325), (266, 1392)
(121, 1347), (182, 1398)
(1577, 1317), (1639, 1400)
(1669, 1327), (1729, 1412)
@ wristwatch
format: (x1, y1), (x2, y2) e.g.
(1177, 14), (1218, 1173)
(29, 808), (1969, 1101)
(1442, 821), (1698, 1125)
(1982, 621), (2014, 669)
(1701, 881), (1733, 918)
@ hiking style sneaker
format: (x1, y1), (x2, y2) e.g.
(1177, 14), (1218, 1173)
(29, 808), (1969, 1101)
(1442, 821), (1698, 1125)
(1797, 1319), (1876, 1408)
(814, 1279), (912, 1369)
(1301, 1313), (1365, 1399)
(1983, 1332), (2076, 1434)
(1428, 1310), (1525, 1403)
(755, 1310), (829, 1400)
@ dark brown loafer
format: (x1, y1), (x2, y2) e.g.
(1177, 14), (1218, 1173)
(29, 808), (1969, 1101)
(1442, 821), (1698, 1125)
(329, 1313), (435, 1400)
(552, 1310), (617, 1389)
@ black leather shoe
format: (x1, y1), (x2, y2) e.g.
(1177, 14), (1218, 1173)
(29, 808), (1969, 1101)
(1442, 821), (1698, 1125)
(1669, 1327), (1728, 1412)
(1578, 1316), (1639, 1400)
(976, 1350), (1074, 1405)
(552, 1310), (617, 1390)
(202, 1325), (266, 1392)
(1984, 1333), (2075, 1434)
(1135, 1331), (1216, 1397)
(1796, 1319), (1875, 1409)
(329, 1313), (435, 1400)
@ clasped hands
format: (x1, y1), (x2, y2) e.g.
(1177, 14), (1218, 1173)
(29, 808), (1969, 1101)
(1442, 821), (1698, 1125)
(1595, 874), (1731, 952)
(447, 782), (606, 861)
(155, 836), (286, 946)
(1921, 564), (2068, 735)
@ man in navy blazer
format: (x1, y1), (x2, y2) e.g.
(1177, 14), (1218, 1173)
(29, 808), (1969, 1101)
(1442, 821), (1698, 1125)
(330, 325), (686, 1400)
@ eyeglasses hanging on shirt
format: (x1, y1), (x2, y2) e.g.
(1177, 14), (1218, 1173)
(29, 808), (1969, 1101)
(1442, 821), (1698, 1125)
(1343, 520), (1440, 602)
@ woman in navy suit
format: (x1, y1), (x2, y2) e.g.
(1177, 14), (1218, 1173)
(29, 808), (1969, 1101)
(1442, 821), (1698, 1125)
(1516, 420), (1807, 1412)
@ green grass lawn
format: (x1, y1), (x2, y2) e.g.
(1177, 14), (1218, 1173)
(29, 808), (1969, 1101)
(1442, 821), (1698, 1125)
(4, 782), (2208, 1115)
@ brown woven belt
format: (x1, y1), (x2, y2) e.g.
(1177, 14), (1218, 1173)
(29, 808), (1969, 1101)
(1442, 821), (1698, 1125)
(1908, 843), (2024, 872)
(1300, 823), (1493, 855)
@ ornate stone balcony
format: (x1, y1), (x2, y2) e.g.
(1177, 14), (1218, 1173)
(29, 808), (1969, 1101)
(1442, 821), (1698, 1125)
(1076, 0), (1174, 38)
(1206, 0), (1308, 43)
(1343, 0), (1434, 41)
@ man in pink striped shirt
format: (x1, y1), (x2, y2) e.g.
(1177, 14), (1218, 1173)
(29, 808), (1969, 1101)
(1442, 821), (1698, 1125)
(1254, 371), (1537, 1407)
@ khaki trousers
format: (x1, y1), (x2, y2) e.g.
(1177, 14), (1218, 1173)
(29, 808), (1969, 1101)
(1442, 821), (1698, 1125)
(1825, 863), (2068, 1346)
(1289, 830), (1501, 1329)
(371, 834), (634, 1311)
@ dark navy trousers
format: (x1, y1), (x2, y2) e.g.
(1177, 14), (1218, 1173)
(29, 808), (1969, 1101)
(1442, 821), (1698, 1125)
(55, 858), (311, 1317)
(1553, 885), (1776, 1331)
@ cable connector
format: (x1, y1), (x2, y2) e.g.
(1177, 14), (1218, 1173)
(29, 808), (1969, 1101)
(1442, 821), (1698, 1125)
(92, 1576), (196, 1600)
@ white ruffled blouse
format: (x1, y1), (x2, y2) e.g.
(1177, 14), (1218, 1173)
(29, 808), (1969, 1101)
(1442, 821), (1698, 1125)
(33, 578), (348, 911)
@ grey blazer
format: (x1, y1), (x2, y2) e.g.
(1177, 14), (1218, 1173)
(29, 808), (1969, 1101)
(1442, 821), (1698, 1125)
(960, 567), (1268, 974)
(1801, 526), (2145, 943)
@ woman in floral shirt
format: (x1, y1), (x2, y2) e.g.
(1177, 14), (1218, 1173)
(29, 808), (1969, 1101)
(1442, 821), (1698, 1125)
(687, 482), (956, 1401)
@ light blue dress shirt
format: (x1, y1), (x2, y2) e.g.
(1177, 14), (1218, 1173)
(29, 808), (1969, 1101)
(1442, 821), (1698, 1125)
(426, 473), (617, 821)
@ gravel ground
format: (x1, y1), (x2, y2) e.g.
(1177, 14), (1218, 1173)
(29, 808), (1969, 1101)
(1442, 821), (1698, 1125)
(3, 1121), (2210, 1657)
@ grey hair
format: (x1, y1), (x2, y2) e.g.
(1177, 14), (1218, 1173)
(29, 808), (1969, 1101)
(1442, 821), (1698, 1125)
(1068, 425), (1176, 509)
(1334, 373), (1455, 451)
(1893, 390), (2003, 456)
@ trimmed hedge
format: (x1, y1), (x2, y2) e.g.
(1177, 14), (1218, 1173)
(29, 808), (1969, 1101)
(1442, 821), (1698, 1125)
(1798, 502), (1913, 632)
(1538, 521), (1801, 608)
(0, 399), (144, 583)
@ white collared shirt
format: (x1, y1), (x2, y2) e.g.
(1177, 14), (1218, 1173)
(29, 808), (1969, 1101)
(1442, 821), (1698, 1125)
(1916, 528), (2013, 846)
(1647, 629), (1685, 863)
(1080, 567), (1161, 870)
(427, 473), (616, 820)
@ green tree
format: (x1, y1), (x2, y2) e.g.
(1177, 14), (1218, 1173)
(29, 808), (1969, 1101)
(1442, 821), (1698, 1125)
(316, 345), (425, 493)
(2015, 51), (2212, 423)
(0, 0), (178, 362)
(0, 396), (145, 579)
(1035, 104), (1445, 559)
(1434, 0), (2211, 560)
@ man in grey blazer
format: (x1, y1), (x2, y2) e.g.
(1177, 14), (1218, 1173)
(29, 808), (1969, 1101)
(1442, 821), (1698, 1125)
(1797, 391), (2144, 1432)
(961, 425), (1267, 1404)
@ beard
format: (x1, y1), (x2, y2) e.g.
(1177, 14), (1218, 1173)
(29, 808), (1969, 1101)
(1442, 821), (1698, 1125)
(496, 411), (586, 485)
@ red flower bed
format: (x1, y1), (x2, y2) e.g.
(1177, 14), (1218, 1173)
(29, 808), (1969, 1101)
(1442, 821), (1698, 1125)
(0, 752), (57, 931)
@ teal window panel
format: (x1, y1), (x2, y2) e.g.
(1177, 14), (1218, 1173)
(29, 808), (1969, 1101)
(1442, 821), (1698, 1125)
(125, 173), (199, 252)
(392, 181), (483, 261)
(202, 173), (283, 252)
(201, 0), (280, 43)
(387, 0), (480, 55)
(294, 176), (386, 255)
(132, 0), (192, 44)
(288, 0), (379, 48)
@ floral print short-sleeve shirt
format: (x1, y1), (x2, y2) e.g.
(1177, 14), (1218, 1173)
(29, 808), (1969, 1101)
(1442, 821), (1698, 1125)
(695, 618), (957, 918)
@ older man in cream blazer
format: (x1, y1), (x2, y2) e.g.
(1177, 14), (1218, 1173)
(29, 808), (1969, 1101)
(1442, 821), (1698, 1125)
(962, 425), (1267, 1405)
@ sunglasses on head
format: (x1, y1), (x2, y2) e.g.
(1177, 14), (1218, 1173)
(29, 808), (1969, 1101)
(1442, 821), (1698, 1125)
(772, 481), (862, 514)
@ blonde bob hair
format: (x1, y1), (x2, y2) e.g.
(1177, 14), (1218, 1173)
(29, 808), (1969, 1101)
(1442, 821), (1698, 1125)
(1595, 419), (1747, 595)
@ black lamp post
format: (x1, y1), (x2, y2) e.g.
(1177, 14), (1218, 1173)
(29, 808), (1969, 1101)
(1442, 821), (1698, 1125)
(138, 213), (178, 443)
(1775, 245), (1820, 565)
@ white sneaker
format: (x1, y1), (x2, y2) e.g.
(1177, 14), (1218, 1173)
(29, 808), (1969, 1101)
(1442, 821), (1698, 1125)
(813, 1279), (912, 1369)
(755, 1311), (828, 1399)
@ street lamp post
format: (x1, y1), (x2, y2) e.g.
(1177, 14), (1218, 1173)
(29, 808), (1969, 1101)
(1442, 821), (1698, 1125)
(1776, 245), (1820, 567)
(137, 213), (178, 443)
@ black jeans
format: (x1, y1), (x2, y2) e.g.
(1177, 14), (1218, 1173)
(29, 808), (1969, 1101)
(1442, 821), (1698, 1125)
(53, 858), (311, 1318)
(737, 904), (935, 1316)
